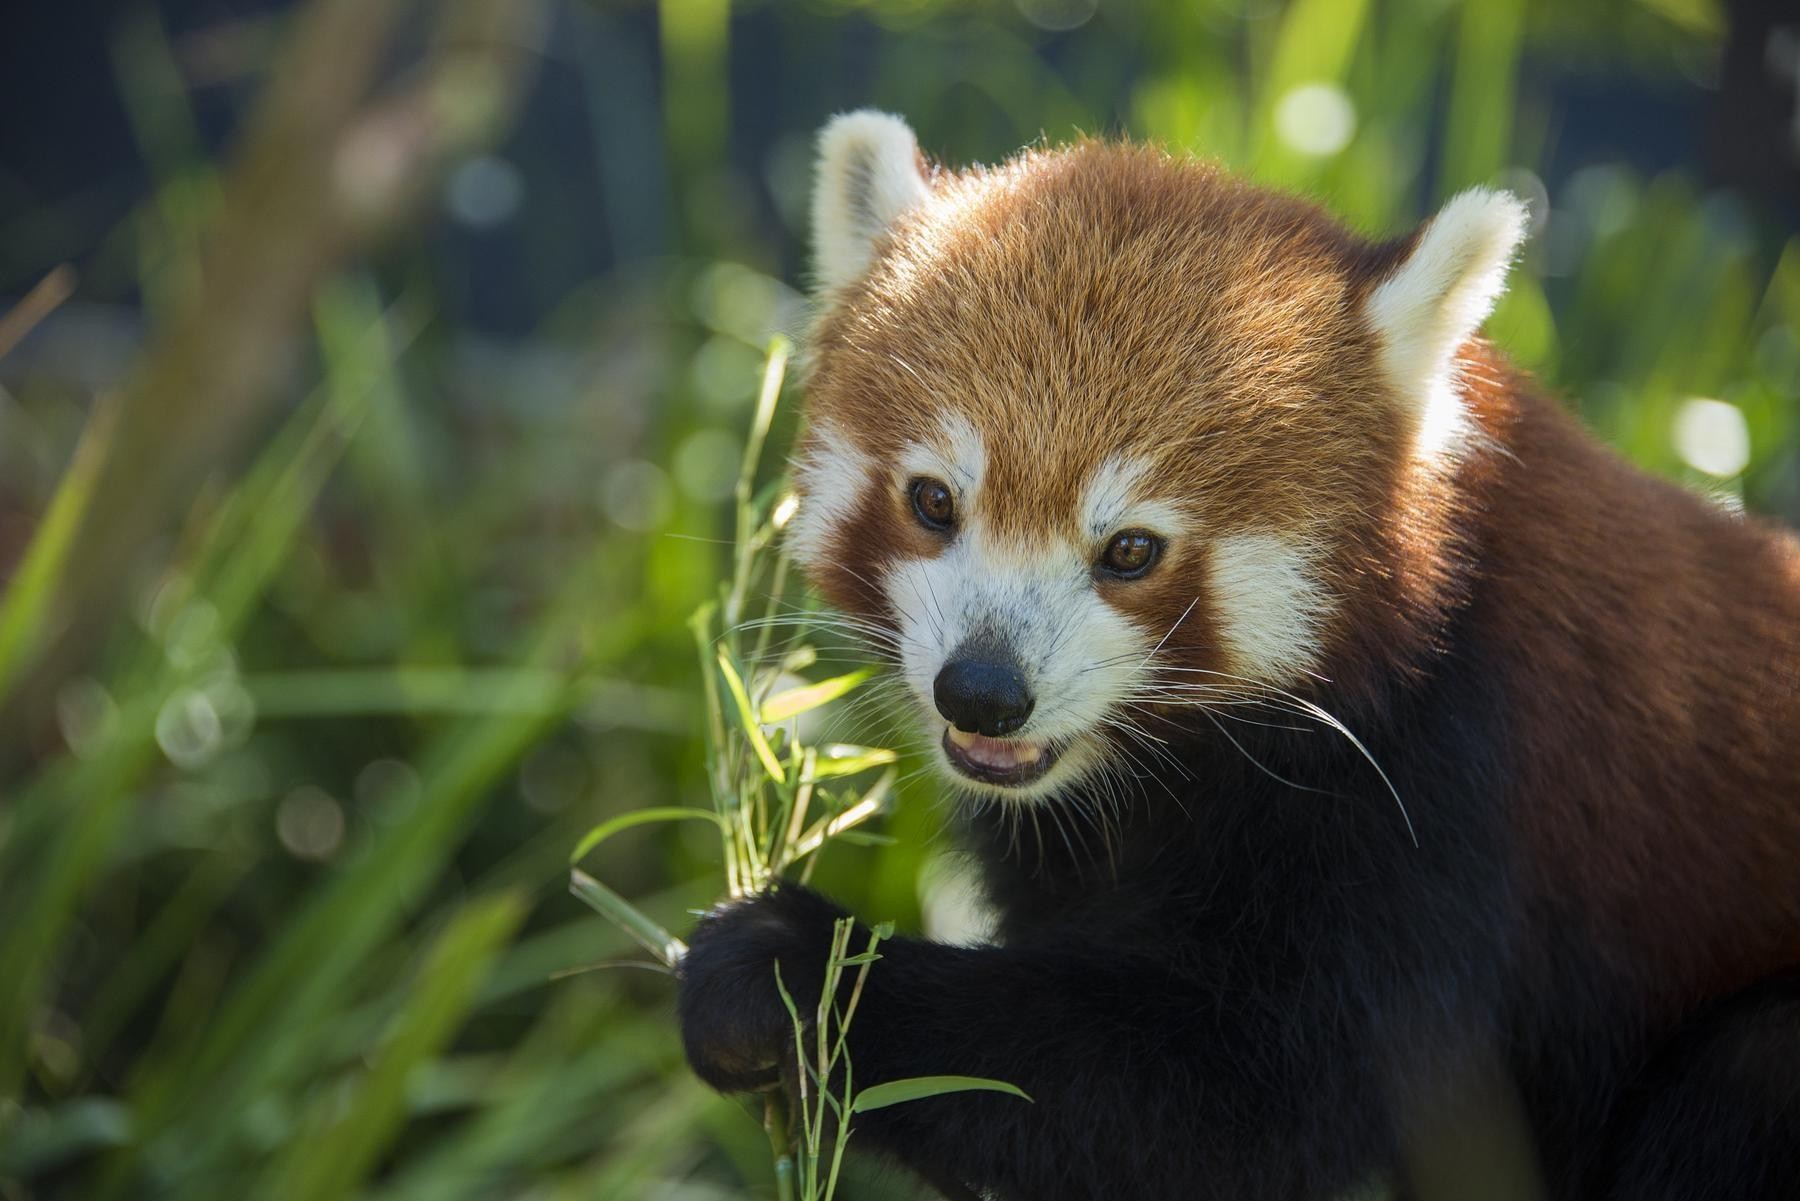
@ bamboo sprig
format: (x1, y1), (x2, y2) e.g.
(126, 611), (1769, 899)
(571, 337), (897, 1196)
(569, 338), (1025, 1199)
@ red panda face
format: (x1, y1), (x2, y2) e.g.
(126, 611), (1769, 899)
(789, 113), (1524, 801)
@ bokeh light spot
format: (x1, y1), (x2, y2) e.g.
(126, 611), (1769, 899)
(673, 427), (741, 501)
(356, 758), (421, 826)
(1564, 164), (1638, 242)
(445, 154), (524, 228)
(56, 677), (119, 759)
(155, 689), (223, 770)
(520, 742), (589, 815)
(162, 600), (222, 671)
(1274, 83), (1356, 157)
(691, 334), (766, 411)
(690, 263), (793, 345)
(1015, 0), (1097, 31)
(601, 460), (674, 531)
(276, 787), (346, 861)
(1673, 397), (1751, 477)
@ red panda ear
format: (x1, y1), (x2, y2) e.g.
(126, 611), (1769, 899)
(1364, 189), (1527, 446)
(810, 110), (931, 296)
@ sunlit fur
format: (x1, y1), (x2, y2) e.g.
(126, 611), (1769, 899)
(1207, 529), (1332, 682)
(679, 115), (1800, 1201)
(1367, 188), (1527, 456)
(790, 125), (1481, 779)
(809, 110), (933, 294)
(783, 418), (873, 568)
(880, 436), (1147, 799)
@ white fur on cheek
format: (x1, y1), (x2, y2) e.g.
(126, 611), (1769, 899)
(1208, 532), (1332, 685)
(811, 110), (930, 294)
(1365, 188), (1526, 457)
(786, 422), (876, 570)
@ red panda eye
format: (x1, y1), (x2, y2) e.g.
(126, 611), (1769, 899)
(910, 478), (956, 531)
(1099, 530), (1161, 578)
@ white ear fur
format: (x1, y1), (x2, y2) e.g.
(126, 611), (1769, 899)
(1365, 189), (1527, 442)
(810, 110), (930, 294)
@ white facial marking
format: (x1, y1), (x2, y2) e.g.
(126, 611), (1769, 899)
(787, 420), (876, 569)
(886, 521), (1145, 800)
(1080, 453), (1187, 541)
(881, 437), (1176, 800)
(1208, 532), (1331, 684)
(808, 419), (1337, 796)
(900, 410), (985, 502)
(811, 110), (931, 295)
(1366, 188), (1526, 458)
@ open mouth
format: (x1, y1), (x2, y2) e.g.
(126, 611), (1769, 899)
(941, 726), (1058, 787)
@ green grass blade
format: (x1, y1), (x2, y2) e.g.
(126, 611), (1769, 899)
(0, 393), (118, 703)
(1439, 0), (1524, 195)
(569, 807), (726, 865)
(78, 850), (250, 1065)
(241, 668), (686, 729)
(849, 1076), (1032, 1114)
(94, 654), (582, 1199)
(360, 992), (668, 1201)
(0, 289), (384, 1103)
(0, 1097), (132, 1179)
(791, 770), (895, 864)
(1249, 0), (1372, 184)
(263, 891), (525, 1201)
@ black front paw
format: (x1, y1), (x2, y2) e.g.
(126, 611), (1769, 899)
(677, 885), (851, 1093)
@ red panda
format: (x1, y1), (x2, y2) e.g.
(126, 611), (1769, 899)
(676, 111), (1800, 1201)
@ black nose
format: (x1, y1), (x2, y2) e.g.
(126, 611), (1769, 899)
(934, 655), (1035, 737)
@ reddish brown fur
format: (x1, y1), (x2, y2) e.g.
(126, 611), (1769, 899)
(798, 138), (1800, 1020)
(650, 128), (1800, 1201)
(1464, 352), (1800, 1013)
(805, 143), (1470, 693)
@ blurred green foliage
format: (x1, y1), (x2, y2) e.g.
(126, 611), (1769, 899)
(0, 0), (1795, 1198)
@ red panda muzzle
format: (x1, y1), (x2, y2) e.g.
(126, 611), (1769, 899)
(933, 652), (1035, 737)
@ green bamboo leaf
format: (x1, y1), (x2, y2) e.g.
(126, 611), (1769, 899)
(569, 807), (726, 865)
(759, 666), (877, 725)
(831, 831), (896, 848)
(810, 744), (898, 779)
(716, 647), (785, 784)
(569, 869), (687, 967)
(831, 951), (883, 967)
(791, 769), (896, 862)
(850, 1075), (1033, 1114)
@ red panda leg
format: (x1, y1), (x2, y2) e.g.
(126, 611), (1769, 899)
(1599, 973), (1800, 1200)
